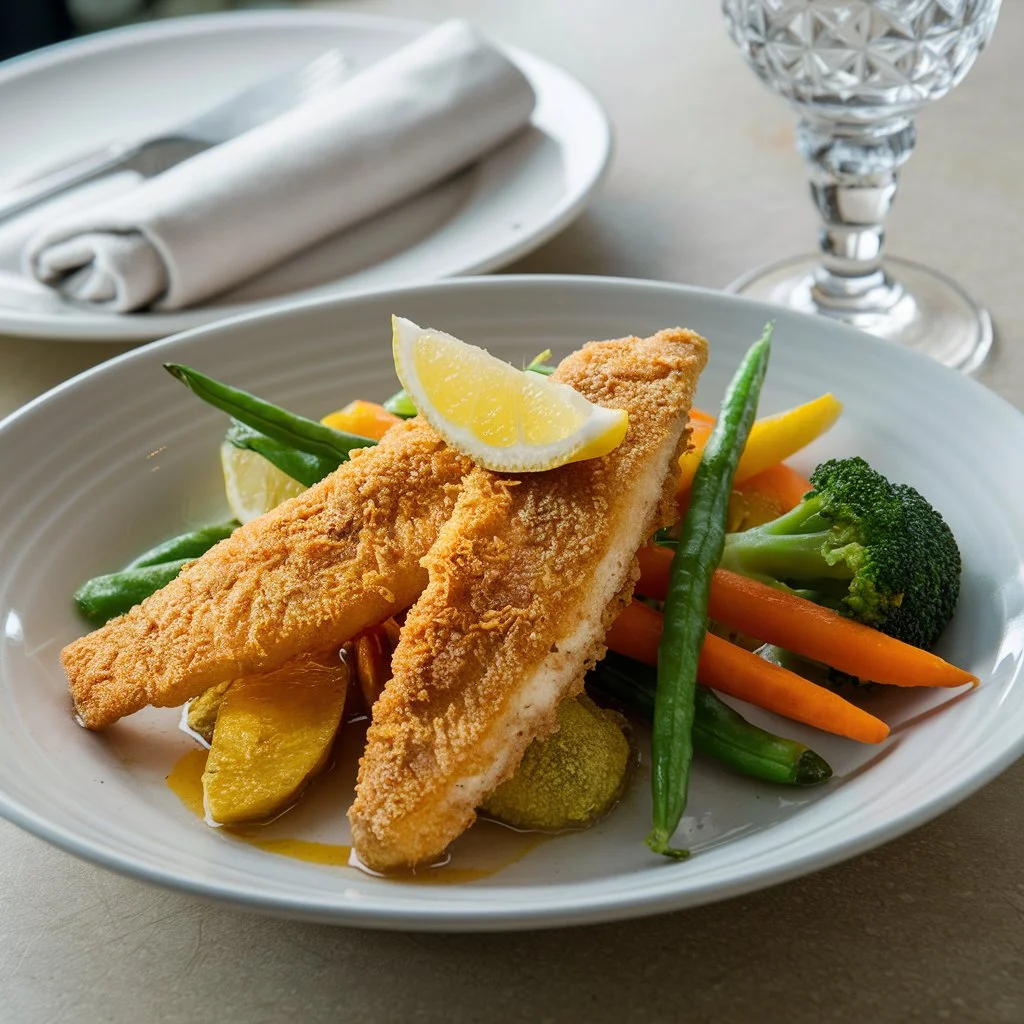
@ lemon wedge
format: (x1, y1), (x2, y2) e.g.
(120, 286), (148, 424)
(220, 443), (305, 523)
(391, 316), (628, 472)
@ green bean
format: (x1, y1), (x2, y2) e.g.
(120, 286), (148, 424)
(125, 521), (237, 569)
(652, 527), (678, 550)
(79, 523), (239, 623)
(75, 560), (190, 625)
(75, 370), (381, 627)
(164, 364), (376, 463)
(649, 324), (773, 859)
(224, 420), (342, 488)
(587, 653), (832, 786)
(382, 351), (557, 418)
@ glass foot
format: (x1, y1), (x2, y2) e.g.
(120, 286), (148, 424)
(727, 254), (993, 374)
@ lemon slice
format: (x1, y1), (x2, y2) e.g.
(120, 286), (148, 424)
(220, 443), (305, 523)
(391, 316), (628, 472)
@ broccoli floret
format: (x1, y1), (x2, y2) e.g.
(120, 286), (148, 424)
(720, 457), (961, 650)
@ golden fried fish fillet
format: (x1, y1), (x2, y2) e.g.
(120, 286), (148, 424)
(349, 328), (708, 871)
(63, 420), (471, 729)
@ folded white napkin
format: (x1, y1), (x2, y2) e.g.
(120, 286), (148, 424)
(24, 20), (535, 312)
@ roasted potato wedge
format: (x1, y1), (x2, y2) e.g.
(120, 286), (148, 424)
(185, 681), (231, 744)
(203, 654), (349, 825)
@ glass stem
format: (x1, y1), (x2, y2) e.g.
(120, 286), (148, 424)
(796, 116), (917, 316)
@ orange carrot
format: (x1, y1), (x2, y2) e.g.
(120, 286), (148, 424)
(605, 597), (665, 666)
(708, 569), (978, 689)
(677, 416), (715, 498)
(726, 462), (812, 531)
(735, 462), (812, 515)
(697, 632), (889, 744)
(672, 410), (719, 519)
(635, 546), (674, 605)
(605, 600), (889, 744)
(320, 400), (401, 440)
(634, 551), (977, 689)
(681, 460), (810, 525)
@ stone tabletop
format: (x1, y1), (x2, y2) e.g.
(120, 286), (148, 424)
(2, 2), (1023, 1022)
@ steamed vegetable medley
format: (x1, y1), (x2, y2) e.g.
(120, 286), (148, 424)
(72, 328), (974, 860)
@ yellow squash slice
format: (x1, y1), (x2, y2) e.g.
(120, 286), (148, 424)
(202, 654), (349, 825)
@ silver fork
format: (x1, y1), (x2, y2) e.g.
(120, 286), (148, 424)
(0, 49), (350, 225)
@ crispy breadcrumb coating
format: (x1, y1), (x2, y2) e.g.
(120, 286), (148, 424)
(63, 420), (470, 729)
(350, 329), (707, 871)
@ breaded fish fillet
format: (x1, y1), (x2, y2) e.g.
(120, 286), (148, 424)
(349, 328), (708, 871)
(63, 420), (471, 729)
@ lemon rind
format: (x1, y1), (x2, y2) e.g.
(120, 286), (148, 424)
(391, 315), (628, 473)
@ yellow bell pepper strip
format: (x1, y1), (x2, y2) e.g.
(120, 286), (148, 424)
(677, 393), (842, 496)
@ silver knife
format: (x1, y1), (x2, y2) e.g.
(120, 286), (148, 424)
(0, 49), (349, 224)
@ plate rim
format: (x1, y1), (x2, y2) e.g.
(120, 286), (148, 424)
(2, 273), (1023, 931)
(0, 11), (613, 342)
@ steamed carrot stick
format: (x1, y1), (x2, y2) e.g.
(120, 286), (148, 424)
(681, 460), (812, 526)
(634, 550), (977, 689)
(677, 416), (715, 494)
(606, 597), (665, 666)
(321, 400), (401, 440)
(735, 462), (812, 513)
(707, 569), (978, 689)
(636, 546), (674, 605)
(697, 632), (889, 744)
(605, 601), (889, 744)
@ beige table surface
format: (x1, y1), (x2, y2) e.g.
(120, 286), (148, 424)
(3, 2), (1023, 1022)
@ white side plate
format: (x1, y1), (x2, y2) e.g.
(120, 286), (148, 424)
(0, 12), (611, 340)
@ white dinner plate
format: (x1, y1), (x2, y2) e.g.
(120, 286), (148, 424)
(1, 276), (1022, 931)
(0, 12), (610, 341)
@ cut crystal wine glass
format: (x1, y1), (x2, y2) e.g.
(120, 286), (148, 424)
(722, 0), (1002, 372)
